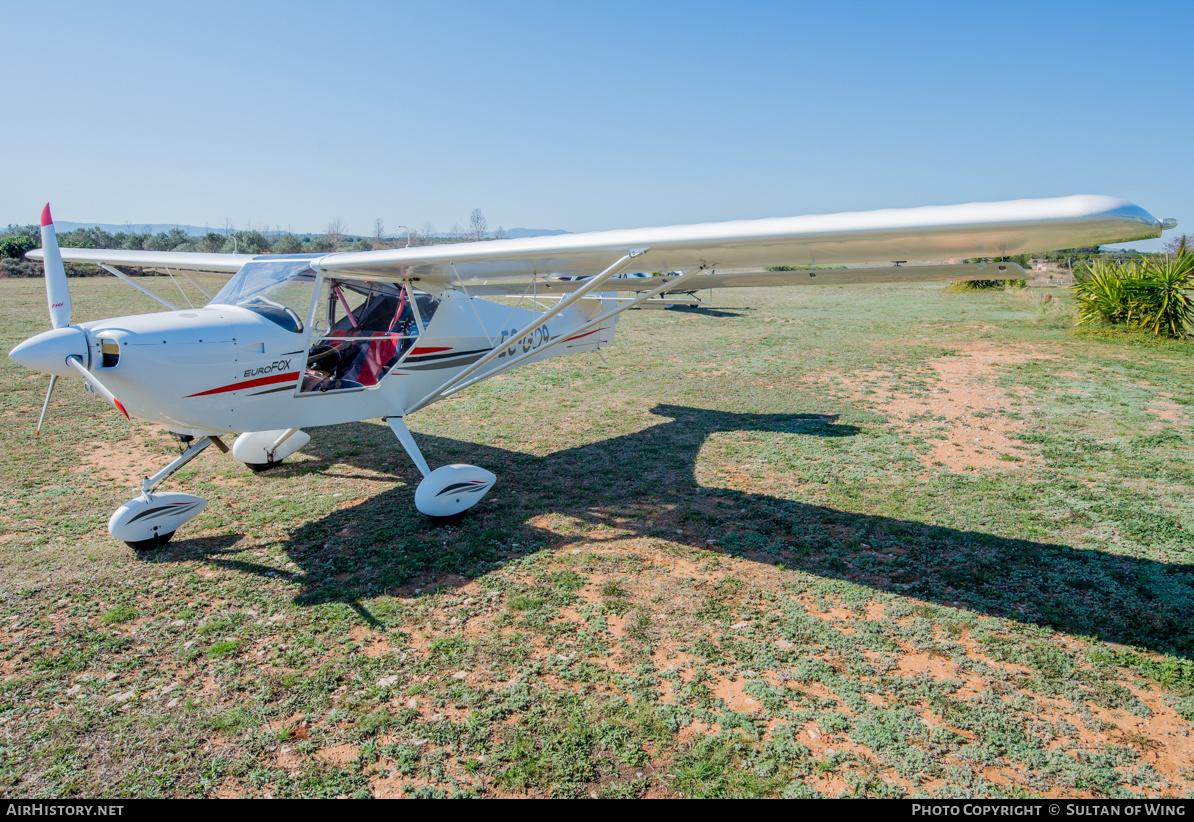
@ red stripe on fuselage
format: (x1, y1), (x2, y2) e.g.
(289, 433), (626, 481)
(408, 346), (452, 356)
(185, 371), (298, 398)
(562, 327), (606, 343)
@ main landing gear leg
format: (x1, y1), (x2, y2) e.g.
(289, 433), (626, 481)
(107, 436), (228, 551)
(384, 417), (496, 517)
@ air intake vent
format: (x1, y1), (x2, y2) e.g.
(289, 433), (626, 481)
(101, 340), (120, 368)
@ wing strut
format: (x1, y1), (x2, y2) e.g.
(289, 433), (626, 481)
(406, 263), (705, 414)
(177, 269), (214, 300)
(404, 248), (647, 414)
(98, 264), (179, 311)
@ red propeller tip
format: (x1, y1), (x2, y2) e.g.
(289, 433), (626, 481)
(40, 203), (52, 227)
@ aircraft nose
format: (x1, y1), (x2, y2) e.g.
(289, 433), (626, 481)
(8, 326), (90, 379)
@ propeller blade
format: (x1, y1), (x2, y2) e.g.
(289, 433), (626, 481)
(35, 375), (58, 436)
(40, 204), (71, 330)
(65, 356), (130, 420)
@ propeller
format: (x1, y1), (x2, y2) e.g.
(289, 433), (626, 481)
(26, 204), (128, 432)
(41, 204), (71, 329)
(66, 357), (130, 420)
(35, 376), (57, 436)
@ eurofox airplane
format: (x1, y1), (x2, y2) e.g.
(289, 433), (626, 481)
(9, 196), (1174, 549)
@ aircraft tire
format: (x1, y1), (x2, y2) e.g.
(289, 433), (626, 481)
(246, 459), (283, 473)
(124, 531), (175, 551)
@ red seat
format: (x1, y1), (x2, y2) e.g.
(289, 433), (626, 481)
(346, 332), (398, 386)
(312, 287), (410, 388)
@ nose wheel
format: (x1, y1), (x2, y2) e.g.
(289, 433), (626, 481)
(108, 436), (226, 550)
(246, 459), (284, 473)
(123, 531), (178, 552)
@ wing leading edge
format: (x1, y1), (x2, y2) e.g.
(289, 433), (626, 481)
(25, 247), (254, 274)
(315, 194), (1162, 284)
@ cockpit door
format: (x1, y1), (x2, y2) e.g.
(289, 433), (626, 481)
(297, 279), (421, 395)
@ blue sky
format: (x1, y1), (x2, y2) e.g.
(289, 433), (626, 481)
(4, 0), (1189, 249)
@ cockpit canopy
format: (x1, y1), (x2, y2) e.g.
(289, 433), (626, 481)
(209, 257), (319, 332)
(210, 258), (444, 393)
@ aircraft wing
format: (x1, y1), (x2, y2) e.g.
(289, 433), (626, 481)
(317, 195), (1162, 285)
(26, 247), (253, 274)
(30, 196), (1165, 287)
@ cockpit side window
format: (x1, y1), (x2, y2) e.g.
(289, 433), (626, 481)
(300, 280), (440, 394)
(412, 291), (440, 330)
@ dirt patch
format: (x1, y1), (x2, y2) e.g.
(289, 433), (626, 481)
(77, 429), (175, 484)
(896, 651), (959, 679)
(1096, 684), (1194, 788)
(211, 778), (245, 798)
(274, 746), (304, 772)
(315, 743), (359, 766)
(826, 344), (1049, 472)
(369, 773), (406, 798)
(1145, 399), (1189, 423)
(710, 677), (763, 713)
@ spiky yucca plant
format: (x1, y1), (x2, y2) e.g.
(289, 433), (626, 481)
(1073, 255), (1193, 338)
(1073, 260), (1140, 326)
(1133, 254), (1194, 338)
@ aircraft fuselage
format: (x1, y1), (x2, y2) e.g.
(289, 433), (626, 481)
(10, 291), (617, 436)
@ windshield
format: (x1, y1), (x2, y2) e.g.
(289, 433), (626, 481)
(209, 258), (319, 333)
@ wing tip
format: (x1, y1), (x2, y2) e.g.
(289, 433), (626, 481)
(40, 203), (52, 228)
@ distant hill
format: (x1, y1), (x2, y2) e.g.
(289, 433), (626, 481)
(49, 222), (571, 241)
(500, 228), (570, 239)
(55, 222), (230, 236)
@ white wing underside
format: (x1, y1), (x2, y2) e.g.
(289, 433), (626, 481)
(460, 262), (1032, 296)
(30, 195), (1162, 289)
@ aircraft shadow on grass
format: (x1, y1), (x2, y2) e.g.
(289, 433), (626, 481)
(163, 404), (1194, 659)
(658, 304), (753, 318)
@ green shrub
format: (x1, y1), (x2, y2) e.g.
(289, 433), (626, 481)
(1134, 256), (1194, 337)
(0, 235), (36, 259)
(947, 278), (1026, 292)
(1073, 255), (1193, 338)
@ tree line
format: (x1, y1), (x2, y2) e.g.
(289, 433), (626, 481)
(0, 208), (505, 274)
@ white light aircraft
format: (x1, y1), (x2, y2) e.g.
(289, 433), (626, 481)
(9, 196), (1173, 550)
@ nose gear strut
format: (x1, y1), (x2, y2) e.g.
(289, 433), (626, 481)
(107, 435), (228, 550)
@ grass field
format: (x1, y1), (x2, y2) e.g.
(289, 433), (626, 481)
(1, 276), (1192, 798)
